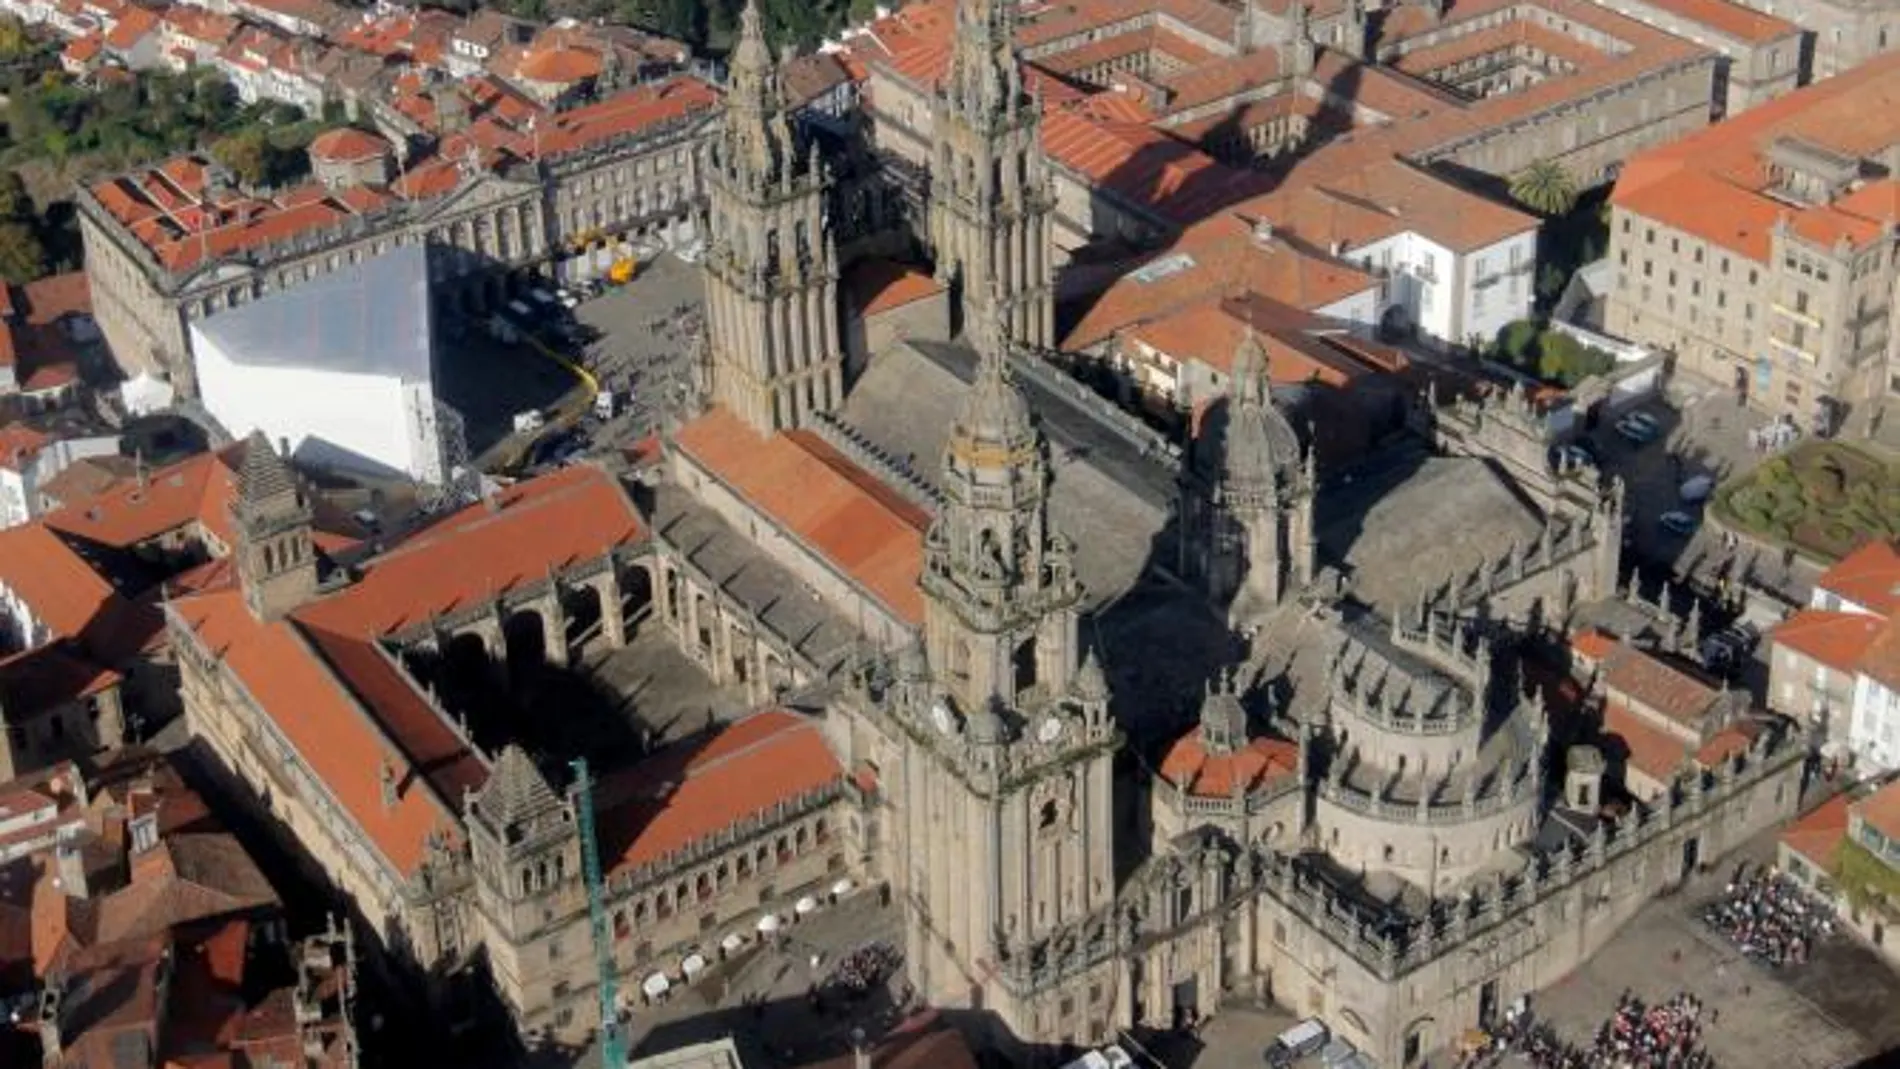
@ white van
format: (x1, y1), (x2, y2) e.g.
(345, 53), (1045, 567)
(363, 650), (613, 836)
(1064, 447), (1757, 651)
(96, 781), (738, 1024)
(594, 390), (617, 420)
(512, 410), (545, 434)
(1265, 1019), (1329, 1067)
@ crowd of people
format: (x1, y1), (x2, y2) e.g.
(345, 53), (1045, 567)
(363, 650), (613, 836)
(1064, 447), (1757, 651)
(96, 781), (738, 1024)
(1700, 866), (1832, 967)
(1453, 992), (1716, 1069)
(823, 940), (902, 999)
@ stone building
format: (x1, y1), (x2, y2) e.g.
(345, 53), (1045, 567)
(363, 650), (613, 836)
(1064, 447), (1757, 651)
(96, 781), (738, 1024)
(1720, 0), (1900, 81)
(1606, 54), (1900, 431)
(162, 1), (1806, 1063)
(78, 74), (719, 396)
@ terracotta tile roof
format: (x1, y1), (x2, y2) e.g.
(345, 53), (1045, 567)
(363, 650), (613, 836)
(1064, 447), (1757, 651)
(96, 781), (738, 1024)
(1638, 0), (1796, 43)
(0, 523), (125, 641)
(170, 586), (477, 875)
(1041, 105), (1268, 224)
(1771, 609), (1884, 675)
(34, 456), (136, 513)
(0, 423), (50, 473)
(1817, 538), (1900, 617)
(783, 52), (853, 106)
(63, 33), (103, 64)
(91, 833), (278, 945)
(798, 1011), (980, 1069)
(1780, 790), (1849, 871)
(104, 5), (158, 50)
(1695, 720), (1760, 766)
(18, 271), (93, 326)
(1612, 54), (1900, 263)
(515, 44), (603, 84)
(1600, 643), (1721, 730)
(299, 463), (644, 636)
(1240, 154), (1538, 254)
(1394, 20), (1604, 77)
(673, 407), (929, 624)
(1603, 700), (1692, 785)
(597, 709), (843, 874)
(43, 444), (242, 551)
(846, 258), (946, 316)
(1157, 731), (1297, 798)
(1124, 294), (1384, 387)
(531, 74), (719, 156)
(1061, 213), (1378, 351)
(1571, 627), (1618, 664)
(307, 127), (388, 164)
(1855, 778), (1900, 845)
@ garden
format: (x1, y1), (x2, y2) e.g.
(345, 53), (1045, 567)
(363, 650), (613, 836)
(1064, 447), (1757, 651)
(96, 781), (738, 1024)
(1713, 441), (1900, 562)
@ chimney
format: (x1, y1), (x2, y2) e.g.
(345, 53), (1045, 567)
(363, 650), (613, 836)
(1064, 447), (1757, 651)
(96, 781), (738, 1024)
(130, 807), (159, 856)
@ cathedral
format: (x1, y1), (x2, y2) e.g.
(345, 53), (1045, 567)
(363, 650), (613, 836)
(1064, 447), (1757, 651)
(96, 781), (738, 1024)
(167, 0), (1806, 1064)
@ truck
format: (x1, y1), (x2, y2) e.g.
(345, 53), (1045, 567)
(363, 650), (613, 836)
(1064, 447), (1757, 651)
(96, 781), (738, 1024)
(594, 390), (618, 420)
(512, 410), (546, 435)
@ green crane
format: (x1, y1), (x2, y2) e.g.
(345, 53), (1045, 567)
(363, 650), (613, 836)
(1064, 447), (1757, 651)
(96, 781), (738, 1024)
(570, 758), (626, 1069)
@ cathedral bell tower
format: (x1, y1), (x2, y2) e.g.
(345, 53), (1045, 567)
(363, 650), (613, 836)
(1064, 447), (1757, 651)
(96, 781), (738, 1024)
(704, 0), (844, 433)
(896, 290), (1119, 1039)
(927, 0), (1056, 348)
(233, 431), (318, 622)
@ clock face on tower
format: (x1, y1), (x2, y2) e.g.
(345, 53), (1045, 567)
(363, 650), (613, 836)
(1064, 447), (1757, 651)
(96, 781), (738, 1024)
(1038, 715), (1063, 744)
(931, 700), (954, 735)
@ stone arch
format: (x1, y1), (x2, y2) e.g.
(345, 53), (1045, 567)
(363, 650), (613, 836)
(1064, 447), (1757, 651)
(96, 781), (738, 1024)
(503, 608), (549, 671)
(444, 631), (492, 677)
(562, 582), (603, 648)
(621, 564), (654, 623)
(1012, 635), (1038, 693)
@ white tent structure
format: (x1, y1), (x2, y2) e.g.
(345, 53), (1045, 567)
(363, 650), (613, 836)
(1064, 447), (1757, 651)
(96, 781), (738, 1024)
(190, 245), (448, 486)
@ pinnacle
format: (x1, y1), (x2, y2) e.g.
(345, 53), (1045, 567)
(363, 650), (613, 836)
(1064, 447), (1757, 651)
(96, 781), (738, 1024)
(237, 430), (297, 506)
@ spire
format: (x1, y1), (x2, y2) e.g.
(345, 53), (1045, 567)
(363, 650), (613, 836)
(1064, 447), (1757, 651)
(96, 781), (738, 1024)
(237, 430), (298, 512)
(952, 285), (1036, 454)
(1221, 329), (1298, 496)
(1074, 645), (1110, 703)
(473, 745), (562, 830)
(720, 0), (797, 187)
(945, 0), (1025, 126)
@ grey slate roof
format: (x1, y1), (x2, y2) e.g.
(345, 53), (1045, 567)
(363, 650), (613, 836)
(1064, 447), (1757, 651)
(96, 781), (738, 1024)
(192, 243), (434, 384)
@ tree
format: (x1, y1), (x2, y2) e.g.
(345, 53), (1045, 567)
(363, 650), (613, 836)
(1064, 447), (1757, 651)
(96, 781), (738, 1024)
(211, 128), (271, 187)
(1509, 159), (1578, 217)
(0, 221), (47, 284)
(0, 171), (31, 221)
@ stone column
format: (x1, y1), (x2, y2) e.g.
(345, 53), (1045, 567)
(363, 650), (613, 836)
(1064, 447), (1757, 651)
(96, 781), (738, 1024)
(540, 588), (569, 669)
(600, 568), (628, 649)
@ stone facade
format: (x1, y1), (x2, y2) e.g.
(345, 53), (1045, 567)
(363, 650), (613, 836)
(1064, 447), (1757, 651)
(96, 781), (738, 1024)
(78, 85), (713, 397)
(1723, 0), (1900, 81)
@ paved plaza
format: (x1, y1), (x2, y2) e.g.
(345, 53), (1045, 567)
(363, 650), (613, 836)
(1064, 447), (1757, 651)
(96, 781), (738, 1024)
(574, 252), (708, 443)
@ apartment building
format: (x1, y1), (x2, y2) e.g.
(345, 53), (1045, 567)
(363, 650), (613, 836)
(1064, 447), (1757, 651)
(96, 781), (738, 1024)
(1606, 54), (1900, 430)
(1769, 539), (1900, 771)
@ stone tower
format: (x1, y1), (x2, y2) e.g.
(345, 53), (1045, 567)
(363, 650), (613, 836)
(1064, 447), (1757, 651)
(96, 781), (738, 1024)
(464, 746), (582, 1025)
(927, 0), (1056, 347)
(233, 431), (318, 622)
(1180, 331), (1315, 624)
(703, 0), (843, 433)
(895, 295), (1119, 1040)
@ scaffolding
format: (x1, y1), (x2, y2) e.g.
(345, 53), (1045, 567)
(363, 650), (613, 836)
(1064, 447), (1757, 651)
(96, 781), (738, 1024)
(569, 759), (626, 1069)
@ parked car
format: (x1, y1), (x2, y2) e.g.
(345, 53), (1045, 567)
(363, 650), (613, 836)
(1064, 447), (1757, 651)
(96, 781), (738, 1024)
(1679, 474), (1715, 504)
(1659, 510), (1700, 537)
(1616, 411), (1662, 445)
(1266, 1019), (1330, 1068)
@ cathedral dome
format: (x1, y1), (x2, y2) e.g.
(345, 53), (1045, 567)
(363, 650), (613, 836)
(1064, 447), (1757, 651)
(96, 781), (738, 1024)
(1216, 329), (1303, 492)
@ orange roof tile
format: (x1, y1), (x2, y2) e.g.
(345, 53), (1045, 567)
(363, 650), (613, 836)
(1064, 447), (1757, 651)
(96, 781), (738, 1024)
(306, 127), (388, 164)
(1856, 779), (1900, 845)
(673, 408), (928, 624)
(1860, 622), (1900, 693)
(515, 44), (602, 84)
(43, 445), (242, 551)
(1600, 644), (1721, 729)
(1780, 790), (1850, 871)
(171, 586), (478, 875)
(1638, 0), (1797, 44)
(1603, 700), (1692, 785)
(0, 524), (125, 641)
(1612, 55), (1900, 263)
(847, 258), (946, 316)
(104, 5), (158, 49)
(1816, 539), (1900, 617)
(1571, 627), (1618, 663)
(297, 464), (644, 636)
(0, 423), (50, 473)
(1157, 731), (1297, 798)
(598, 709), (842, 873)
(1041, 105), (1266, 224)
(1771, 609), (1884, 675)
(64, 34), (103, 63)
(1694, 720), (1759, 767)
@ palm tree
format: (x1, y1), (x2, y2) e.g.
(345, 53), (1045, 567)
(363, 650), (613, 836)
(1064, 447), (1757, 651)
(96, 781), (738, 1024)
(1509, 159), (1579, 217)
